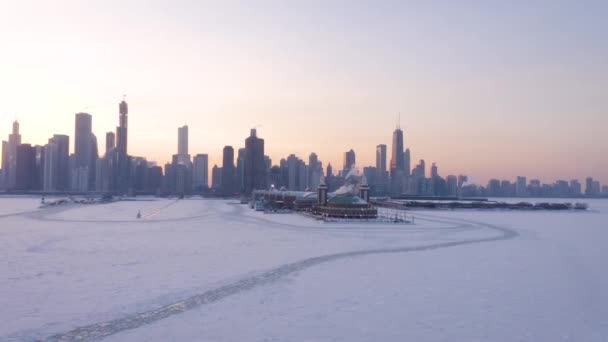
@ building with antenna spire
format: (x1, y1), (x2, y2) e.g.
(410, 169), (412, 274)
(115, 96), (131, 194)
(390, 116), (404, 176)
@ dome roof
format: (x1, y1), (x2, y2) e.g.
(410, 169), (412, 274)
(327, 195), (368, 205)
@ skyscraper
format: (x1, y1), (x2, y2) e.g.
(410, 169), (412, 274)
(1, 140), (8, 189)
(193, 154), (209, 191)
(431, 162), (438, 178)
(117, 99), (128, 156)
(236, 148), (246, 193)
(211, 164), (222, 189)
(516, 176), (527, 197)
(308, 152), (321, 190)
(446, 175), (458, 197)
(74, 113), (93, 169)
(15, 144), (35, 190)
(244, 129), (265, 195)
(90, 133), (98, 190)
(390, 127), (404, 176)
(221, 146), (235, 195)
(43, 139), (59, 192)
(74, 113), (98, 190)
(375, 144), (387, 177)
(178, 125), (188, 156)
(4, 121), (22, 189)
(105, 131), (115, 155)
(287, 154), (298, 190)
(343, 149), (356, 174)
(403, 148), (411, 176)
(115, 98), (130, 194)
(569, 179), (581, 196)
(53, 135), (70, 191)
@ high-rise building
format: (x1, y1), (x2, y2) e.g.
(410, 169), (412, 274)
(168, 153), (191, 194)
(43, 139), (59, 192)
(390, 127), (404, 176)
(4, 121), (22, 189)
(236, 148), (246, 193)
(501, 180), (514, 197)
(42, 134), (70, 192)
(33, 145), (44, 191)
(115, 98), (130, 194)
(264, 156), (272, 174)
(403, 148), (411, 176)
(487, 179), (501, 197)
(146, 166), (163, 193)
(279, 158), (288, 189)
(308, 153), (321, 190)
(412, 159), (426, 178)
(431, 162), (438, 178)
(193, 154), (209, 191)
(211, 164), (222, 189)
(326, 163), (333, 178)
(585, 177), (601, 196)
(376, 144), (386, 177)
(343, 149), (356, 174)
(74, 112), (98, 191)
(178, 125), (188, 156)
(105, 132), (115, 155)
(569, 179), (582, 196)
(74, 113), (93, 169)
(15, 144), (36, 190)
(244, 129), (265, 195)
(117, 99), (128, 156)
(1, 140), (7, 189)
(287, 154), (298, 190)
(298, 159), (307, 191)
(221, 146), (235, 195)
(446, 175), (458, 197)
(516, 176), (527, 197)
(173, 124), (191, 176)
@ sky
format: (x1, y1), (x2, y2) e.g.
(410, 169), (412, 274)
(0, 0), (606, 185)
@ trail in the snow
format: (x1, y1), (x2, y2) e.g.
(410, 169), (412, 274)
(43, 212), (518, 342)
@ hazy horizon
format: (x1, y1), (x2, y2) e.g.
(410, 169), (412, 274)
(1, 1), (606, 185)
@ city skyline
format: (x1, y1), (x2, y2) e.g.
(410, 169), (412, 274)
(0, 102), (606, 188)
(1, 1), (607, 185)
(1, 103), (606, 198)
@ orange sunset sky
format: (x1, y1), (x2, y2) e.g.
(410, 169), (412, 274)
(1, 1), (606, 185)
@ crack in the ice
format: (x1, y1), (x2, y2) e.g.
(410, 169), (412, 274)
(43, 215), (518, 342)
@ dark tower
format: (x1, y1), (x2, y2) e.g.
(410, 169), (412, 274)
(403, 148), (411, 176)
(74, 113), (97, 190)
(105, 132), (115, 155)
(343, 149), (356, 174)
(74, 113), (92, 169)
(244, 129), (266, 196)
(221, 146), (235, 195)
(117, 99), (128, 157)
(15, 144), (36, 190)
(53, 134), (70, 191)
(115, 97), (130, 194)
(390, 127), (404, 177)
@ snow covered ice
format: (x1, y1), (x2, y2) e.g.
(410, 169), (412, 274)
(1, 197), (607, 341)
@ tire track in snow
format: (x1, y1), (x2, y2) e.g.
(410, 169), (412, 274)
(44, 214), (518, 342)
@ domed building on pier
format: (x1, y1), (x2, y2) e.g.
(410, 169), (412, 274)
(311, 175), (377, 219)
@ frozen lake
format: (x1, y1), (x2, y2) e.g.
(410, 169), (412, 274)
(1, 197), (607, 341)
